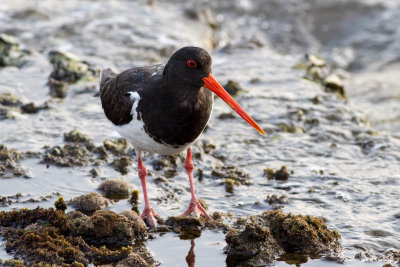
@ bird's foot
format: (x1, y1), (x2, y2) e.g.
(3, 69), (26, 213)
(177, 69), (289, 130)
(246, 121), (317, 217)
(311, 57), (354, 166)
(180, 200), (212, 220)
(141, 208), (159, 227)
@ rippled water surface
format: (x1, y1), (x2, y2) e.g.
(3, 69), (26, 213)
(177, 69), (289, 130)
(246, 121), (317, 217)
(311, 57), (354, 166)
(0, 0), (399, 266)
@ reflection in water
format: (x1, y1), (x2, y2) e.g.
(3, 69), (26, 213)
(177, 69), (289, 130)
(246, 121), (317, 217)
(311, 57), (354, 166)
(185, 239), (196, 267)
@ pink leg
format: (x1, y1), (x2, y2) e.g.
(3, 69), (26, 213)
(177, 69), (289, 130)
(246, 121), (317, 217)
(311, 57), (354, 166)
(138, 153), (158, 227)
(180, 148), (212, 220)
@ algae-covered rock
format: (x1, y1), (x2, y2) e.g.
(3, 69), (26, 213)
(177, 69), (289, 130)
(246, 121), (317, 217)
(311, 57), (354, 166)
(20, 102), (48, 114)
(211, 165), (250, 186)
(98, 178), (131, 199)
(48, 77), (68, 98)
(263, 209), (341, 254)
(225, 178), (235, 193)
(103, 138), (134, 156)
(264, 165), (290, 181)
(266, 194), (287, 206)
(223, 80), (245, 96)
(225, 223), (283, 267)
(324, 74), (346, 99)
(0, 208), (135, 265)
(68, 210), (146, 247)
(111, 156), (133, 174)
(165, 216), (204, 239)
(64, 129), (96, 152)
(0, 33), (25, 67)
(54, 196), (67, 212)
(69, 192), (111, 213)
(0, 92), (24, 121)
(116, 253), (150, 267)
(42, 143), (92, 167)
(0, 144), (30, 178)
(48, 51), (97, 83)
(151, 154), (179, 171)
(295, 54), (347, 99)
(0, 92), (22, 107)
(121, 210), (147, 235)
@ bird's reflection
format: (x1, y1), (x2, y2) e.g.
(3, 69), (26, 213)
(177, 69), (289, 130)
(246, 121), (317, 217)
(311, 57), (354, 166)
(185, 239), (196, 267)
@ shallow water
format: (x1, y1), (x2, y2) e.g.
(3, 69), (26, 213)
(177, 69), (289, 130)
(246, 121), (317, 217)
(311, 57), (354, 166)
(0, 0), (400, 266)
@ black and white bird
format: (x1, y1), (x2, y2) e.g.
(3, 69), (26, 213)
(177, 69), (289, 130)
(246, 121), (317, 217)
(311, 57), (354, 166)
(99, 46), (264, 226)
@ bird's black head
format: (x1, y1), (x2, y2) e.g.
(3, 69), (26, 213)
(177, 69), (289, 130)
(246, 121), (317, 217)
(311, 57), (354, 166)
(163, 46), (212, 89)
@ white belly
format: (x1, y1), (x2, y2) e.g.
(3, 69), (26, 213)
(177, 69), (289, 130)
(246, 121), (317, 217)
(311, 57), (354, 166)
(114, 92), (192, 155)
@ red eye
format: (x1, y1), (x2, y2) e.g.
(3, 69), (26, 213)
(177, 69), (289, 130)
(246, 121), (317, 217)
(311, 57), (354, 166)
(186, 59), (197, 68)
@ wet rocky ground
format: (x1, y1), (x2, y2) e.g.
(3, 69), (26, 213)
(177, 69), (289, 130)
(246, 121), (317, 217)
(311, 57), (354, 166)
(1, 0), (400, 266)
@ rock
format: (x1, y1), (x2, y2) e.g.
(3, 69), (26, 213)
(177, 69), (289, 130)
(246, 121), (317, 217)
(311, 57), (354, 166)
(266, 194), (287, 206)
(69, 192), (111, 213)
(0, 33), (24, 67)
(98, 178), (131, 199)
(116, 253), (150, 267)
(218, 112), (236, 120)
(223, 80), (244, 96)
(54, 196), (67, 212)
(20, 102), (48, 114)
(264, 166), (290, 181)
(262, 209), (341, 254)
(103, 138), (134, 156)
(48, 51), (97, 83)
(0, 208), (135, 265)
(111, 156), (133, 174)
(64, 129), (96, 152)
(225, 178), (235, 193)
(69, 210), (146, 247)
(0, 92), (22, 107)
(152, 155), (179, 171)
(42, 144), (92, 167)
(225, 223), (283, 267)
(211, 165), (250, 185)
(324, 74), (346, 99)
(0, 144), (30, 178)
(165, 216), (204, 239)
(121, 210), (147, 235)
(49, 77), (68, 98)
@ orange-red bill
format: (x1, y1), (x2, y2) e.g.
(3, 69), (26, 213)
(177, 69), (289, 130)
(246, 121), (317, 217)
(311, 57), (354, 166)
(202, 73), (265, 135)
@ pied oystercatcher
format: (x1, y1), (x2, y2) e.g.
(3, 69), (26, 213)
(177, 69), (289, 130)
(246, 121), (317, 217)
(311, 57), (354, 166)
(100, 47), (264, 226)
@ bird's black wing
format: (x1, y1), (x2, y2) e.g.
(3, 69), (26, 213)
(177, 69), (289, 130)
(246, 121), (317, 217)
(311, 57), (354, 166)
(99, 64), (164, 126)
